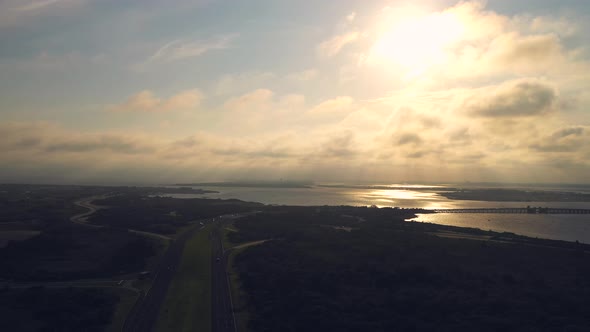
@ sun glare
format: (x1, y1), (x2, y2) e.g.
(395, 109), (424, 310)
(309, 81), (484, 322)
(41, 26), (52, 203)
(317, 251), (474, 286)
(369, 8), (465, 78)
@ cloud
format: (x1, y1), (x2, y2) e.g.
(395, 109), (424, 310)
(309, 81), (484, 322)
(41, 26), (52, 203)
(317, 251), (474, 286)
(530, 142), (580, 153)
(317, 32), (359, 57)
(1, 115), (589, 184)
(319, 131), (357, 158)
(0, 0), (85, 27)
(308, 96), (354, 115)
(359, 0), (586, 85)
(171, 136), (200, 149)
(44, 135), (155, 154)
(3, 1), (590, 184)
(530, 126), (587, 152)
(220, 89), (307, 133)
(108, 89), (203, 113)
(135, 34), (237, 70)
(214, 72), (275, 95)
(0, 122), (157, 155)
(286, 69), (318, 81)
(396, 133), (423, 146)
(0, 52), (108, 72)
(448, 127), (472, 143)
(466, 79), (557, 117)
(223, 89), (275, 112)
(346, 12), (356, 22)
(529, 16), (577, 37)
(551, 127), (584, 139)
(14, 0), (66, 11)
(407, 151), (427, 159)
(487, 33), (563, 72)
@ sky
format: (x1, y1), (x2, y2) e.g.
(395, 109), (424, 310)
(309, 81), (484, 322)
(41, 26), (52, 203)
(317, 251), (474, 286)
(1, 0), (589, 185)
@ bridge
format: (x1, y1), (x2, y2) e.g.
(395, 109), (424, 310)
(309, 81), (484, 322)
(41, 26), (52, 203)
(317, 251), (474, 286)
(432, 207), (590, 214)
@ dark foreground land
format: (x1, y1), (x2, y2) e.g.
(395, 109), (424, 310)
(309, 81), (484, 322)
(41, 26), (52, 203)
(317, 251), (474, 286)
(0, 287), (119, 332)
(2, 183), (590, 331)
(228, 206), (590, 332)
(0, 183), (261, 332)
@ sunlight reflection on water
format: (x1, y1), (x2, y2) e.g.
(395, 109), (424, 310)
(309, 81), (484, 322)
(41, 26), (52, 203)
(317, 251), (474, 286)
(409, 213), (590, 244)
(163, 185), (590, 242)
(354, 189), (454, 209)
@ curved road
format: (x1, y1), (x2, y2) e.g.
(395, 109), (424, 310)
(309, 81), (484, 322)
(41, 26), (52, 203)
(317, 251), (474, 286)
(70, 196), (106, 228)
(71, 196), (171, 240)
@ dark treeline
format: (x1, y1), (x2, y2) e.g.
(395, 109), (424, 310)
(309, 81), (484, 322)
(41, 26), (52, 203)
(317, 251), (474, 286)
(0, 184), (105, 225)
(91, 195), (263, 233)
(0, 223), (155, 281)
(0, 286), (118, 332)
(231, 207), (590, 332)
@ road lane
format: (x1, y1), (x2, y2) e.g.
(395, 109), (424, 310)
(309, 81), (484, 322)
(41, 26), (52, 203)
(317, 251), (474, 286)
(123, 212), (250, 332)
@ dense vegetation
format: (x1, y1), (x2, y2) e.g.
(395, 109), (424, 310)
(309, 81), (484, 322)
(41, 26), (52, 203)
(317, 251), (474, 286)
(0, 184), (105, 225)
(0, 223), (155, 281)
(0, 183), (218, 226)
(231, 207), (590, 331)
(0, 286), (119, 332)
(91, 195), (263, 233)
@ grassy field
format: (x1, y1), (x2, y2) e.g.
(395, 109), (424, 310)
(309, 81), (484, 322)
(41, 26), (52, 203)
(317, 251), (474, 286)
(106, 288), (140, 332)
(222, 225), (237, 250)
(0, 231), (41, 248)
(227, 247), (251, 332)
(0, 286), (119, 332)
(143, 236), (170, 271)
(155, 224), (213, 332)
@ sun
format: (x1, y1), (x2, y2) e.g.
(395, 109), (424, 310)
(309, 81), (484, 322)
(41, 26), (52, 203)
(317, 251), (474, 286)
(367, 8), (465, 78)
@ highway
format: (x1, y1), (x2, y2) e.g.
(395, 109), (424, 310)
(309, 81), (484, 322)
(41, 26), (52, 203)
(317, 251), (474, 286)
(70, 195), (208, 332)
(67, 197), (247, 331)
(123, 223), (206, 332)
(211, 226), (237, 332)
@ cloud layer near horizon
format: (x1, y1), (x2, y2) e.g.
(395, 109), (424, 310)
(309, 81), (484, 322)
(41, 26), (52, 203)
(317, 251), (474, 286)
(1, 1), (589, 184)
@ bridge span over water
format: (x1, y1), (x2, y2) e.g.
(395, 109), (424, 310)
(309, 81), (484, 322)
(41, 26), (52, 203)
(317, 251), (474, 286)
(432, 207), (590, 214)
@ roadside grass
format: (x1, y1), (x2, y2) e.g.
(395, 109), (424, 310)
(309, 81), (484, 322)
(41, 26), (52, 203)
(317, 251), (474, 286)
(131, 278), (151, 293)
(173, 221), (203, 237)
(0, 222), (39, 231)
(226, 247), (250, 332)
(125, 235), (169, 293)
(221, 224), (235, 251)
(224, 225), (239, 232)
(106, 288), (139, 332)
(145, 236), (169, 270)
(223, 224), (251, 332)
(155, 224), (213, 332)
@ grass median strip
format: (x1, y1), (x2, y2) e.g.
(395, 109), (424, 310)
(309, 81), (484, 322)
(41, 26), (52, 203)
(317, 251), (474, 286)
(155, 224), (213, 332)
